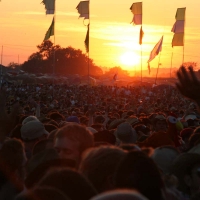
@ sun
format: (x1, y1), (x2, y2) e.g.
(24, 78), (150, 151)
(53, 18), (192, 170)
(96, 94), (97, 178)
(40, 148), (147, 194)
(120, 51), (140, 69)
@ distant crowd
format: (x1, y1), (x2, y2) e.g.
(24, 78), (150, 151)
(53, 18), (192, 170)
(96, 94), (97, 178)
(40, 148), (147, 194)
(1, 66), (200, 200)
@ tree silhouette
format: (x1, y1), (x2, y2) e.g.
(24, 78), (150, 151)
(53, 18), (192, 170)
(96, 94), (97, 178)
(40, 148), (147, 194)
(21, 40), (103, 76)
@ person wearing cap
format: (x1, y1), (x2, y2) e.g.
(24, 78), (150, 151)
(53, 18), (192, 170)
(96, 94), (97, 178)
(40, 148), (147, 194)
(153, 113), (167, 132)
(20, 121), (49, 159)
(115, 122), (138, 145)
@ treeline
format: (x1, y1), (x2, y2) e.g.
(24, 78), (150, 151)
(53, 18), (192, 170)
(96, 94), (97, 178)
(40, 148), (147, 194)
(16, 41), (103, 76)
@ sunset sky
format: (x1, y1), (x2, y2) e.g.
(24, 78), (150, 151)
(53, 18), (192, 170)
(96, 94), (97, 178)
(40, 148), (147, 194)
(0, 0), (200, 73)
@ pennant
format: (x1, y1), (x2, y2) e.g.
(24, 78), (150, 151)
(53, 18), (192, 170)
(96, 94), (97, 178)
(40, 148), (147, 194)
(41, 0), (55, 14)
(84, 25), (89, 53)
(76, 1), (89, 19)
(44, 17), (54, 41)
(139, 26), (144, 45)
(147, 36), (163, 63)
(172, 8), (186, 47)
(130, 2), (142, 25)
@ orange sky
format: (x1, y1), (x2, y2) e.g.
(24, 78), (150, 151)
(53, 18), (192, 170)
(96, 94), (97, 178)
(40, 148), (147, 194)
(0, 0), (200, 73)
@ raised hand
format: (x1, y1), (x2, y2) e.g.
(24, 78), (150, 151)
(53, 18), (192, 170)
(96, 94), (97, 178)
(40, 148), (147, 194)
(176, 66), (200, 105)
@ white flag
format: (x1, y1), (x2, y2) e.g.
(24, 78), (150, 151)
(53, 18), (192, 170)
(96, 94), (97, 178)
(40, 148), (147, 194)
(147, 36), (163, 63)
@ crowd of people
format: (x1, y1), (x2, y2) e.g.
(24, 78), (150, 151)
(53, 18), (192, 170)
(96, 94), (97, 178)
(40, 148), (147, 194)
(1, 66), (200, 200)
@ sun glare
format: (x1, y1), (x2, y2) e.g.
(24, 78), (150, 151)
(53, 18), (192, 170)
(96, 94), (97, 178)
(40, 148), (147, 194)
(120, 51), (140, 69)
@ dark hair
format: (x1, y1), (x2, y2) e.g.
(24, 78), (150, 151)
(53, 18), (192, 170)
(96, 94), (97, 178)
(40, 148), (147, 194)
(114, 151), (165, 200)
(38, 168), (97, 200)
(79, 146), (126, 192)
(15, 186), (70, 200)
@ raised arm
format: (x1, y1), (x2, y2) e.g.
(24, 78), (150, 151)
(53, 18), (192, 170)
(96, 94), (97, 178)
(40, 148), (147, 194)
(176, 66), (200, 107)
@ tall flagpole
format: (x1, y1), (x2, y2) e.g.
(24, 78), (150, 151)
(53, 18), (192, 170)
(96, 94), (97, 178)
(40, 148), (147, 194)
(88, 0), (90, 84)
(88, 0), (90, 86)
(155, 53), (161, 85)
(53, 0), (56, 98)
(170, 51), (173, 79)
(141, 45), (142, 83)
(0, 46), (3, 88)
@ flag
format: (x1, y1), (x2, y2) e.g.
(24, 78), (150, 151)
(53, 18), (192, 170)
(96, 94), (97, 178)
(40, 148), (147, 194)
(84, 25), (89, 53)
(130, 2), (142, 25)
(76, 1), (89, 19)
(41, 0), (55, 14)
(139, 26), (144, 45)
(44, 17), (54, 41)
(113, 73), (118, 81)
(171, 8), (186, 47)
(147, 36), (163, 63)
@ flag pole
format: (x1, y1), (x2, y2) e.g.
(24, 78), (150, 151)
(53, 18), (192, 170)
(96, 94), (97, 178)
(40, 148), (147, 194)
(88, 0), (90, 86)
(155, 53), (161, 85)
(170, 51), (173, 79)
(53, 0), (56, 99)
(141, 44), (142, 83)
(87, 24), (90, 85)
(0, 45), (3, 88)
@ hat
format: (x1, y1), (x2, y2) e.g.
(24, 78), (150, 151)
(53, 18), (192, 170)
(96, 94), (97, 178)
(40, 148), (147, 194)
(21, 121), (49, 141)
(115, 122), (137, 144)
(86, 127), (98, 134)
(126, 115), (139, 126)
(151, 146), (180, 174)
(108, 119), (125, 130)
(22, 116), (39, 125)
(66, 116), (80, 124)
(185, 114), (200, 121)
(189, 143), (200, 154)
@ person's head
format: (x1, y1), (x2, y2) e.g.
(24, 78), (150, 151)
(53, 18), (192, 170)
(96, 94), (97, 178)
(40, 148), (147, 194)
(15, 186), (71, 200)
(114, 151), (165, 200)
(90, 189), (148, 200)
(54, 123), (94, 165)
(153, 114), (167, 132)
(21, 121), (49, 142)
(22, 116), (39, 125)
(79, 146), (127, 192)
(0, 138), (26, 191)
(171, 153), (200, 196)
(151, 146), (180, 174)
(115, 122), (137, 144)
(38, 168), (97, 200)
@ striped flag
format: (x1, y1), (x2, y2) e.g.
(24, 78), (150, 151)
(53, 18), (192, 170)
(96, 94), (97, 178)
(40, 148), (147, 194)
(41, 0), (55, 14)
(130, 2), (142, 25)
(171, 8), (186, 47)
(76, 1), (89, 19)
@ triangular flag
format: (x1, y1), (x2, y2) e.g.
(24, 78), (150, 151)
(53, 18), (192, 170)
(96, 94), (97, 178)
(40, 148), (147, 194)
(147, 36), (163, 63)
(84, 25), (89, 53)
(44, 17), (54, 41)
(76, 1), (89, 19)
(130, 2), (142, 25)
(139, 26), (144, 45)
(41, 0), (55, 14)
